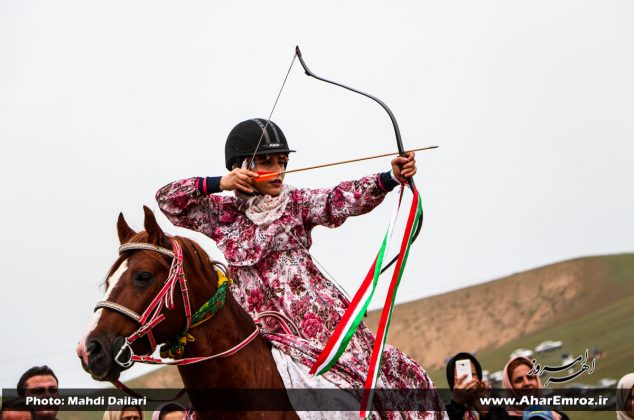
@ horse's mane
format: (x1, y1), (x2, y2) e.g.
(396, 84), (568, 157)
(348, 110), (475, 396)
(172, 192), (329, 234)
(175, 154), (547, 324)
(175, 234), (219, 286)
(103, 232), (218, 290)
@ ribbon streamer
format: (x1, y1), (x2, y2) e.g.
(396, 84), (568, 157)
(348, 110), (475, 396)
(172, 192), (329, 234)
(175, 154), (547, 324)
(310, 185), (423, 418)
(310, 186), (404, 376)
(361, 186), (422, 418)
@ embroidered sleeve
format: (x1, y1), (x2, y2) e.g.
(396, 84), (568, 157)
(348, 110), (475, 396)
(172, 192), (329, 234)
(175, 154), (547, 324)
(300, 174), (390, 229)
(155, 177), (237, 241)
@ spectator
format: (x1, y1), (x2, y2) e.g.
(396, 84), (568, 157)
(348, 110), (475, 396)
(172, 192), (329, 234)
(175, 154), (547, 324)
(102, 405), (143, 420)
(502, 356), (568, 420)
(0, 398), (35, 420)
(445, 352), (508, 419)
(151, 402), (186, 420)
(16, 366), (59, 420)
(616, 373), (634, 420)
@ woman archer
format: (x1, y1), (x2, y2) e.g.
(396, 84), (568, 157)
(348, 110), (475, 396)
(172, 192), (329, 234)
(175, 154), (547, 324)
(155, 118), (444, 419)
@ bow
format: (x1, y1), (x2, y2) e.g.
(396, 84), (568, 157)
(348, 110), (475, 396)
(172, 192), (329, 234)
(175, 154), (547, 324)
(295, 47), (411, 186)
(294, 46), (422, 274)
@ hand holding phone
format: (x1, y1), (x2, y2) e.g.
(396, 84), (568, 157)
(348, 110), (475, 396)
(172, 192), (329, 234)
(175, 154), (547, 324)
(455, 359), (473, 381)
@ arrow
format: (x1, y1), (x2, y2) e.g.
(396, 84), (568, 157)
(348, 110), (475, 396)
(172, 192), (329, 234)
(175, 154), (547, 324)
(253, 145), (438, 182)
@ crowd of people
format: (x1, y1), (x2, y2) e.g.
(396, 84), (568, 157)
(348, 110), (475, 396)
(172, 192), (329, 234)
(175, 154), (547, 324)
(443, 352), (634, 420)
(1, 362), (633, 419)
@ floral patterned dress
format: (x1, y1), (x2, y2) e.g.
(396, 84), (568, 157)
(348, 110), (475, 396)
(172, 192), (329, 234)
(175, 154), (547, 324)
(156, 175), (445, 419)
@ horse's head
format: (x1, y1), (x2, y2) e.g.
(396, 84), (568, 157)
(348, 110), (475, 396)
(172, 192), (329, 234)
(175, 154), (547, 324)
(77, 206), (218, 381)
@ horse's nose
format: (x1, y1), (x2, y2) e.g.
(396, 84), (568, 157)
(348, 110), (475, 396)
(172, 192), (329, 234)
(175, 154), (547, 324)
(87, 339), (102, 360)
(86, 338), (109, 374)
(87, 339), (100, 354)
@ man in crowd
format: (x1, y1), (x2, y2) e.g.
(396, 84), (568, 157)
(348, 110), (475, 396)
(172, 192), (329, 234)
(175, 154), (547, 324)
(16, 366), (59, 420)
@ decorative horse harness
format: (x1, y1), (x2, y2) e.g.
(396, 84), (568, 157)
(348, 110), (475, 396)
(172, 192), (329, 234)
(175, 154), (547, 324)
(94, 239), (261, 368)
(92, 238), (301, 402)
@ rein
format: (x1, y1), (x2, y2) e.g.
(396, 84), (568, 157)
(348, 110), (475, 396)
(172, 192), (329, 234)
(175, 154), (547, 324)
(94, 239), (258, 369)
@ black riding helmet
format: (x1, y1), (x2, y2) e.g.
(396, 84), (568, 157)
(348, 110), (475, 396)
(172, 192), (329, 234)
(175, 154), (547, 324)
(225, 118), (295, 171)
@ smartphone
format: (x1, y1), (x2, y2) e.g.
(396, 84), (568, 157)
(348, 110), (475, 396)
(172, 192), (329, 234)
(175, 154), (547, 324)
(455, 359), (473, 381)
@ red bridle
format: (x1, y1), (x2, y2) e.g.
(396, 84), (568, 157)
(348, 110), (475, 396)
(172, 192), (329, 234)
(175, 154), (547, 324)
(94, 239), (258, 368)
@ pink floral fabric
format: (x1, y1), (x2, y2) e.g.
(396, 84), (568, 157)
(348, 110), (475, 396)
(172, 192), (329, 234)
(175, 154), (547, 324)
(156, 175), (445, 418)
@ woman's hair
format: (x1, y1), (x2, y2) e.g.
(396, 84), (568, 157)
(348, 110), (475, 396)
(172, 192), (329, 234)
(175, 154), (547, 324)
(506, 357), (532, 384)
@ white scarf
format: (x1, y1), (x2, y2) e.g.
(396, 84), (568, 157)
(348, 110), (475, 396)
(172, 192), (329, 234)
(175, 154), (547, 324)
(241, 185), (293, 225)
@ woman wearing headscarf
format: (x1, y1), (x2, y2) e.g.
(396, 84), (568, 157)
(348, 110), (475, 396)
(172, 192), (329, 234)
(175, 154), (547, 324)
(502, 356), (567, 420)
(102, 405), (143, 420)
(156, 118), (444, 418)
(151, 402), (188, 420)
(616, 373), (634, 420)
(445, 352), (508, 420)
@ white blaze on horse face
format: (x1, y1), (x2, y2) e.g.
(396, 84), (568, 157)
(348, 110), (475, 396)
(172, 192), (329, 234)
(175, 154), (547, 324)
(76, 261), (129, 364)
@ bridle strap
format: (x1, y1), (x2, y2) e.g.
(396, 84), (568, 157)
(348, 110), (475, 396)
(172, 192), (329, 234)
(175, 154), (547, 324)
(98, 239), (261, 370)
(103, 239), (263, 400)
(253, 310), (302, 337)
(127, 326), (260, 366)
(119, 242), (174, 257)
(133, 240), (184, 338)
(95, 301), (141, 322)
(96, 239), (188, 359)
(111, 325), (260, 405)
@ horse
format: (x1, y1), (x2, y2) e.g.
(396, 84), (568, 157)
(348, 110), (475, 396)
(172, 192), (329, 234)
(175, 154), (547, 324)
(76, 206), (298, 419)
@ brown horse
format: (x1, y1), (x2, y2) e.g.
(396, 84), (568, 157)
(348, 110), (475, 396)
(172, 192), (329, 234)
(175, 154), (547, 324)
(76, 206), (298, 419)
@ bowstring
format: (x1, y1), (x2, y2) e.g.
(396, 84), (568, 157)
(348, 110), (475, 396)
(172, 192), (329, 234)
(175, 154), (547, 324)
(251, 50), (352, 302)
(248, 52), (297, 165)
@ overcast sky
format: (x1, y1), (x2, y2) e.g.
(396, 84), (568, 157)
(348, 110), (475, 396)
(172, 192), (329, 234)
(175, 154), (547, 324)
(1, 0), (632, 389)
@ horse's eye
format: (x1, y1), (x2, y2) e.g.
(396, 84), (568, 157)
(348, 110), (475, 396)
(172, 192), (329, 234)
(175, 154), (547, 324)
(133, 271), (154, 286)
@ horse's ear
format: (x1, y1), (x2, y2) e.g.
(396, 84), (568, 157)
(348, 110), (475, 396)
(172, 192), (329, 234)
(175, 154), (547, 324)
(143, 205), (167, 246)
(117, 213), (136, 244)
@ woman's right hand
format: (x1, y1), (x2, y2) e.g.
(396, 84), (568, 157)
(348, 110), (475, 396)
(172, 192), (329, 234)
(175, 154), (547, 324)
(220, 168), (259, 193)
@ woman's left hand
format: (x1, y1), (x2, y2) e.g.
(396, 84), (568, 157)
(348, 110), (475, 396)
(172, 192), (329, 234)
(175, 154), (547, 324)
(390, 151), (417, 183)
